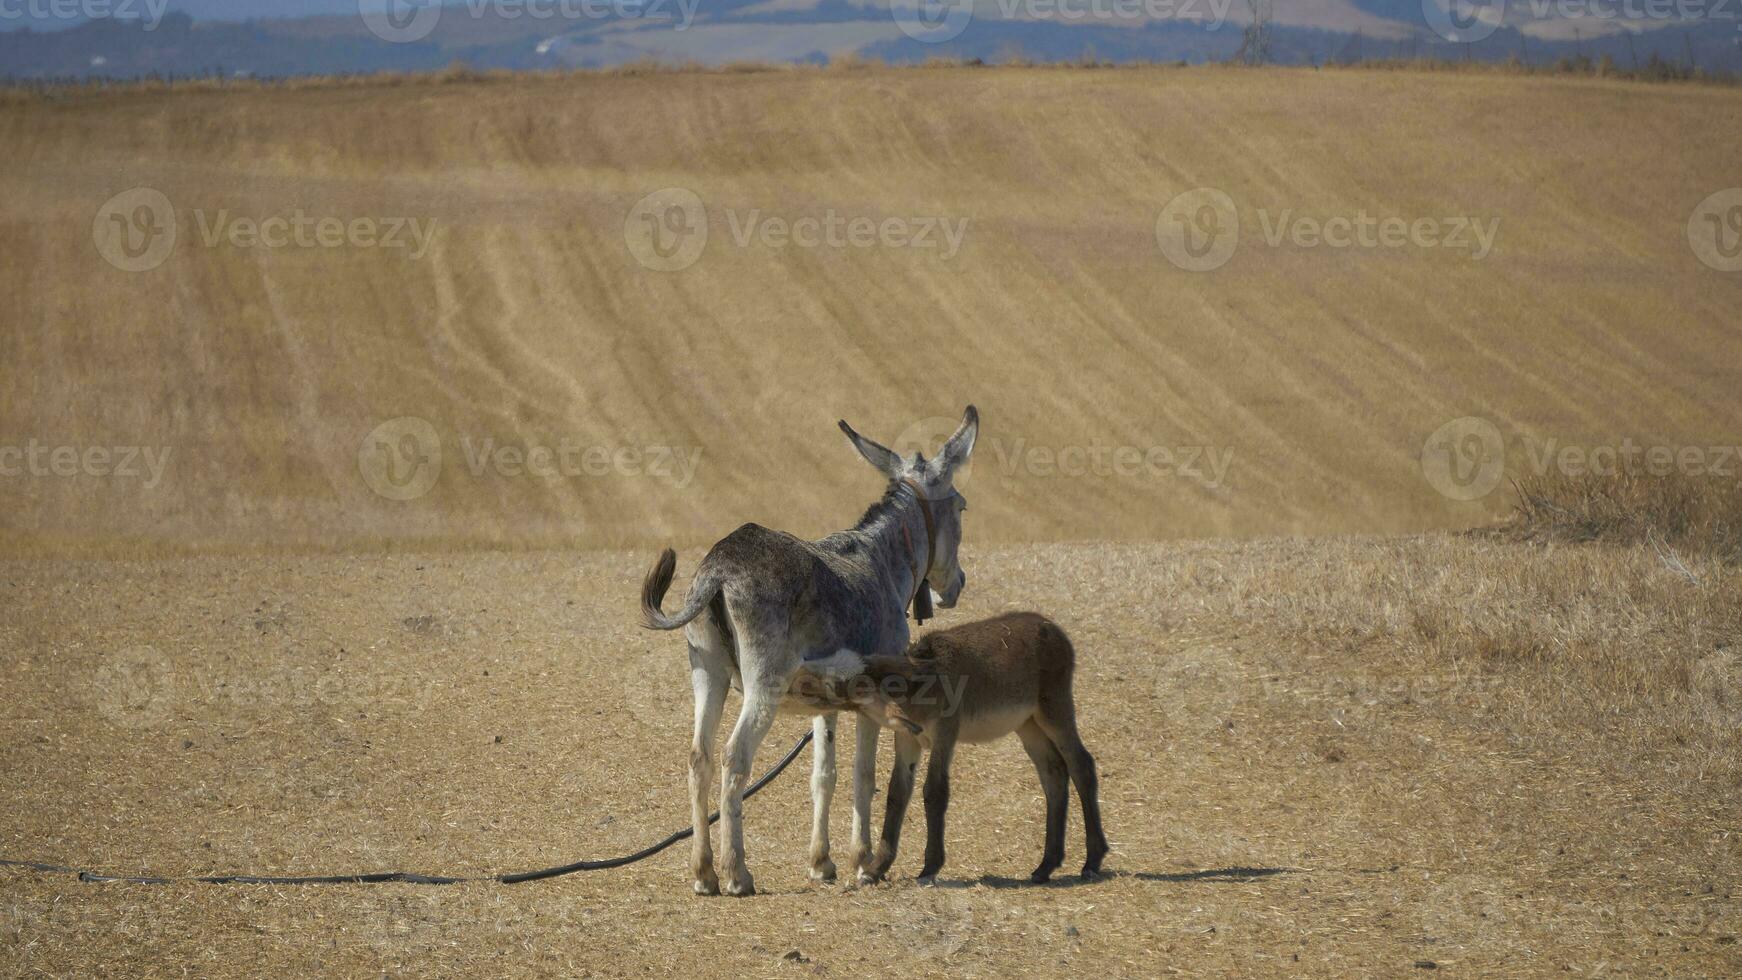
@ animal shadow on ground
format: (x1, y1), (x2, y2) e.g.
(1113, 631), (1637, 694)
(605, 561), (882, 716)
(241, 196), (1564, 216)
(933, 866), (1296, 890)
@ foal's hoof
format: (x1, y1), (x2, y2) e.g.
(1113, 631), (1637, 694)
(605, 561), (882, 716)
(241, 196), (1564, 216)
(693, 876), (720, 897)
(723, 872), (757, 897)
(809, 859), (837, 883)
(1080, 862), (1107, 880)
(1030, 864), (1059, 884)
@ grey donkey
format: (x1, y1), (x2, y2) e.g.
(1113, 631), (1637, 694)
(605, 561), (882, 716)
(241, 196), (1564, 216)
(809, 612), (1110, 884)
(639, 406), (979, 896)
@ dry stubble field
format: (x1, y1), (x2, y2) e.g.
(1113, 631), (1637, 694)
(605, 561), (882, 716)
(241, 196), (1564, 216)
(2, 65), (1741, 976)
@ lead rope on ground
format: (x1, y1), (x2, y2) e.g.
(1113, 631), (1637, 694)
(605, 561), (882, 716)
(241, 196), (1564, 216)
(0, 731), (814, 886)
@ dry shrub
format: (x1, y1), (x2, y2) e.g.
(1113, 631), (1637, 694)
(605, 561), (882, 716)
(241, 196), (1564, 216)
(1508, 468), (1742, 562)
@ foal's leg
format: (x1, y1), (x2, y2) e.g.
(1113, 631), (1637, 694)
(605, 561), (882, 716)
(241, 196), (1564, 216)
(868, 727), (922, 880)
(848, 712), (880, 883)
(918, 721), (959, 881)
(1036, 707), (1109, 877)
(807, 712), (838, 882)
(687, 643), (729, 896)
(1017, 719), (1070, 883)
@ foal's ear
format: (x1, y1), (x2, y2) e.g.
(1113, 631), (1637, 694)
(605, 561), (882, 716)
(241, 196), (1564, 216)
(839, 419), (904, 479)
(937, 405), (978, 477)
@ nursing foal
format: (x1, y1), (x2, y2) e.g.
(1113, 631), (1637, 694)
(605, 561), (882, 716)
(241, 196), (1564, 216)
(812, 612), (1109, 883)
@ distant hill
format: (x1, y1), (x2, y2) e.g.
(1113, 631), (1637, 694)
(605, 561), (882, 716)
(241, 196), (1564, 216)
(2, 1), (1738, 79)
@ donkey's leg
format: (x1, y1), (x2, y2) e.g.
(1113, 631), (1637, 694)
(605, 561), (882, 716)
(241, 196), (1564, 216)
(718, 669), (784, 897)
(807, 712), (838, 882)
(917, 722), (958, 881)
(1036, 708), (1109, 878)
(848, 712), (880, 883)
(1017, 719), (1070, 883)
(868, 727), (922, 880)
(687, 643), (730, 896)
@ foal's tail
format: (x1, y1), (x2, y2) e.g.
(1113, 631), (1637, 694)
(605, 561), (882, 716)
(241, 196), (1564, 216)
(639, 548), (718, 631)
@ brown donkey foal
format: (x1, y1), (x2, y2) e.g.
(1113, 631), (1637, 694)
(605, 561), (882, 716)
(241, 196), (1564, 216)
(807, 612), (1109, 883)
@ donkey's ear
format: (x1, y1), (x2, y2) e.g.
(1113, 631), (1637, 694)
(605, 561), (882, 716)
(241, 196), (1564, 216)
(937, 405), (979, 476)
(840, 419), (904, 479)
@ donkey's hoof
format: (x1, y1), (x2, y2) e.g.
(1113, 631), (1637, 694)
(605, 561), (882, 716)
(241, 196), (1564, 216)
(809, 859), (837, 883)
(723, 872), (757, 897)
(1030, 863), (1060, 884)
(693, 875), (720, 897)
(1080, 861), (1107, 880)
(855, 868), (881, 887)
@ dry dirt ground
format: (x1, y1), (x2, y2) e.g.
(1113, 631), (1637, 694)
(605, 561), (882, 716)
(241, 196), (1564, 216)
(2, 539), (1738, 976)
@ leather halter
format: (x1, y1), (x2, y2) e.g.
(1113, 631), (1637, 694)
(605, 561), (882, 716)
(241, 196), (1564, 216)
(899, 478), (943, 625)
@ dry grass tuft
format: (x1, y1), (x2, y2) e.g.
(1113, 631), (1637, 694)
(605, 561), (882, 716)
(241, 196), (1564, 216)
(1507, 470), (1742, 562)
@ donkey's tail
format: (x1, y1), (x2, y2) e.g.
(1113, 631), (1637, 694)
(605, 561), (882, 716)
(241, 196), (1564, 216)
(639, 547), (718, 631)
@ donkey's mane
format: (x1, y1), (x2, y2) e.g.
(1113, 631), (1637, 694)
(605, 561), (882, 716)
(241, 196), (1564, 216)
(850, 480), (908, 533)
